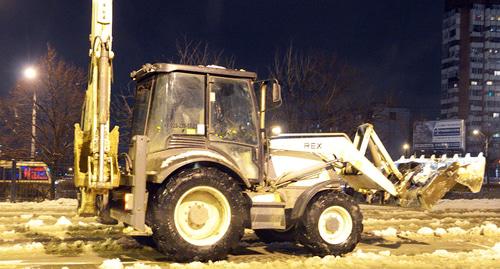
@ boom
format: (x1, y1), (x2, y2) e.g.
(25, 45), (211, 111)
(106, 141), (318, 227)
(74, 0), (120, 215)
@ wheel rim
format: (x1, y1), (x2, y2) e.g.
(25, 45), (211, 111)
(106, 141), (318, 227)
(317, 205), (353, 245)
(174, 186), (231, 246)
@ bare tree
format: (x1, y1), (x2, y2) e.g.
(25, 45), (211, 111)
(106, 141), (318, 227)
(269, 45), (372, 134)
(111, 85), (135, 150)
(174, 37), (235, 68)
(0, 46), (85, 173)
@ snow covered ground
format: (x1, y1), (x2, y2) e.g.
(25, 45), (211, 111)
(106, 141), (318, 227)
(0, 198), (498, 268)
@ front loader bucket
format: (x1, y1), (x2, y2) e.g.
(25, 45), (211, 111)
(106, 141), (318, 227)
(396, 154), (486, 209)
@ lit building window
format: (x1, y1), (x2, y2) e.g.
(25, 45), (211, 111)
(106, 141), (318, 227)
(488, 90), (495, 96)
(487, 80), (493, 85)
(494, 70), (500, 76)
(493, 112), (500, 118)
(471, 80), (478, 85)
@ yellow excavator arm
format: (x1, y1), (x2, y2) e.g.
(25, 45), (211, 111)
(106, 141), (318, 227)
(74, 0), (120, 215)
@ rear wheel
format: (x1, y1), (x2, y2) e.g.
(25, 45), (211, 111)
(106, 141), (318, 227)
(297, 191), (363, 256)
(151, 167), (245, 262)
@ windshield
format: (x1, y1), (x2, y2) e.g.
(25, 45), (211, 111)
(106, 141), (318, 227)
(209, 77), (258, 145)
(146, 72), (205, 152)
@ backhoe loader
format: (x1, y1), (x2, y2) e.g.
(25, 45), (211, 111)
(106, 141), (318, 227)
(74, 0), (486, 262)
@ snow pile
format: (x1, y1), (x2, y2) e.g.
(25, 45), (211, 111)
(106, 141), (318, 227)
(352, 249), (388, 259)
(55, 216), (72, 226)
(446, 226), (467, 235)
(100, 258), (123, 269)
(99, 259), (161, 269)
(126, 263), (161, 269)
(492, 242), (500, 253)
(0, 242), (44, 255)
(20, 214), (33, 219)
(23, 216), (75, 234)
(432, 199), (500, 211)
(0, 230), (17, 240)
(454, 219), (470, 226)
(434, 227), (447, 236)
(78, 221), (90, 227)
(478, 223), (500, 236)
(25, 219), (44, 229)
(0, 198), (77, 211)
(363, 217), (424, 225)
(372, 227), (398, 237)
(417, 227), (434, 236)
(432, 249), (451, 257)
(383, 221), (500, 239)
(146, 243), (500, 269)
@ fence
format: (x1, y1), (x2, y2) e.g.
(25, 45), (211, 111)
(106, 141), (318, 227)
(0, 160), (75, 202)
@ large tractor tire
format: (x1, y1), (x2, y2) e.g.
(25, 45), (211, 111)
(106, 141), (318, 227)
(150, 167), (246, 262)
(254, 228), (297, 243)
(297, 191), (363, 256)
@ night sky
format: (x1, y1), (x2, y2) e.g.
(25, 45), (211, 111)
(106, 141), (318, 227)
(0, 0), (444, 117)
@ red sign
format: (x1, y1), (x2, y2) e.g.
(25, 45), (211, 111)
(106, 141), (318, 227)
(21, 166), (48, 180)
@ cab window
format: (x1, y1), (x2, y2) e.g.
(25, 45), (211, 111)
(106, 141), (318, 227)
(209, 77), (257, 145)
(146, 72), (205, 152)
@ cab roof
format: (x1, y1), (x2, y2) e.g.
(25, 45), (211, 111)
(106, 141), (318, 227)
(131, 63), (257, 81)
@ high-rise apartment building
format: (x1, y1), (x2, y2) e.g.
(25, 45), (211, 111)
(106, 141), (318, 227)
(441, 0), (500, 159)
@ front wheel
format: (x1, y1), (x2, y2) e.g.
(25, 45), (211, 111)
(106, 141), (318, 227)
(151, 167), (246, 262)
(297, 191), (363, 256)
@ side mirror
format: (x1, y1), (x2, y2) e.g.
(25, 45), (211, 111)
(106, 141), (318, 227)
(257, 79), (282, 130)
(272, 80), (282, 104)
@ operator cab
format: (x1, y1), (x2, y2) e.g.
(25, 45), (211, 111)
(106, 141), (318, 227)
(129, 63), (261, 182)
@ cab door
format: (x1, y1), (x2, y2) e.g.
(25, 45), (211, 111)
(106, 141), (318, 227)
(208, 76), (260, 182)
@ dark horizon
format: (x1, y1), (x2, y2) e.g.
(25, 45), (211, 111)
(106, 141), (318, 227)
(0, 0), (444, 118)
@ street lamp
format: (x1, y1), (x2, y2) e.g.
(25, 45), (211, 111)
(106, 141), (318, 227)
(473, 128), (490, 185)
(23, 67), (37, 80)
(23, 66), (38, 159)
(402, 143), (410, 158)
(271, 126), (282, 136)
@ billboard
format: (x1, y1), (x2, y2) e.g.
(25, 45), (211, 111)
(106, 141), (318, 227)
(413, 119), (465, 151)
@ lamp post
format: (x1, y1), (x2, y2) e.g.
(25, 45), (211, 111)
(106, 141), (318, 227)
(402, 143), (410, 158)
(23, 66), (37, 160)
(473, 129), (491, 185)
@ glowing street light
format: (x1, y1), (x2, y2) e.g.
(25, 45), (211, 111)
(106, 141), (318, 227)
(23, 66), (38, 159)
(402, 143), (410, 157)
(23, 66), (38, 80)
(271, 126), (282, 136)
